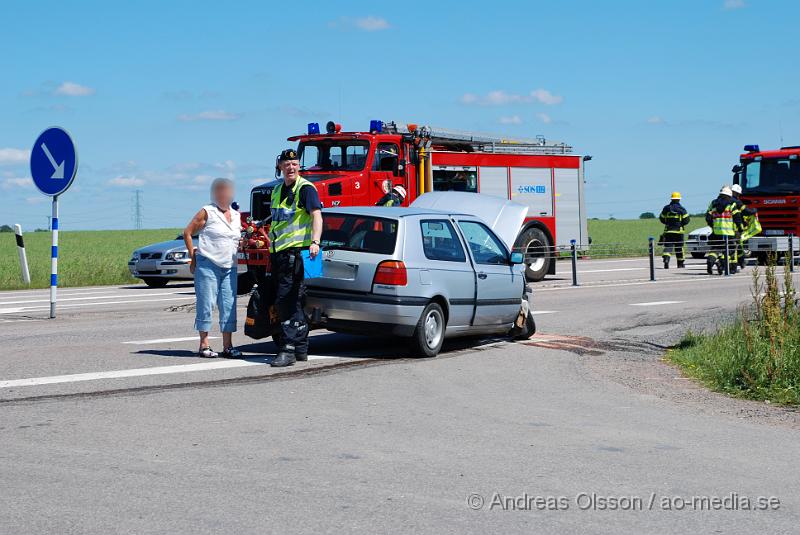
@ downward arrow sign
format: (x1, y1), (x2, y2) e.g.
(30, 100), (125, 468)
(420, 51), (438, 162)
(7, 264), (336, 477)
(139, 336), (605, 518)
(40, 142), (65, 179)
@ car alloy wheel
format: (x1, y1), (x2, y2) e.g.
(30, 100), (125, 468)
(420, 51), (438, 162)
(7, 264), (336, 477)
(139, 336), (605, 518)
(424, 308), (443, 349)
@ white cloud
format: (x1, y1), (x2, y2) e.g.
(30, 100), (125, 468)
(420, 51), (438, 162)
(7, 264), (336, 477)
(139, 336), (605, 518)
(499, 115), (523, 125)
(723, 0), (746, 9)
(108, 176), (145, 187)
(0, 148), (30, 165)
(536, 113), (553, 124)
(460, 89), (563, 106)
(331, 16), (390, 31)
(177, 110), (241, 122)
(26, 196), (47, 205)
(354, 16), (390, 31)
(54, 81), (96, 97)
(646, 116), (667, 125)
(1, 177), (33, 189)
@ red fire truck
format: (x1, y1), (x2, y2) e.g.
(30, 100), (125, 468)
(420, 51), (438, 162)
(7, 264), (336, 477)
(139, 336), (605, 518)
(733, 144), (800, 263)
(242, 120), (590, 282)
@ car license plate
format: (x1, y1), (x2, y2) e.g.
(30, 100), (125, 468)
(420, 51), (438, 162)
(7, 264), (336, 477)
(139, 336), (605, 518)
(138, 260), (157, 271)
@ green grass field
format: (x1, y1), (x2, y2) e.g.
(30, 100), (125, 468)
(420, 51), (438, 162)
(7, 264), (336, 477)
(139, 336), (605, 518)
(587, 218), (706, 256)
(0, 219), (709, 290)
(0, 229), (181, 290)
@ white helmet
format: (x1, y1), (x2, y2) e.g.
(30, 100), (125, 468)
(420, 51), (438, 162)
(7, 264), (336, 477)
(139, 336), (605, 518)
(731, 184), (742, 195)
(720, 186), (733, 196)
(392, 185), (407, 199)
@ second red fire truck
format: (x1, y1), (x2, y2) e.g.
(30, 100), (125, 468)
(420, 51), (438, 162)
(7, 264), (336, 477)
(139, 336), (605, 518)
(242, 120), (590, 282)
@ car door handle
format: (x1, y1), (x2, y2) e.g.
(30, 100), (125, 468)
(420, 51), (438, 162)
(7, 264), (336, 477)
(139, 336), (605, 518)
(477, 272), (488, 279)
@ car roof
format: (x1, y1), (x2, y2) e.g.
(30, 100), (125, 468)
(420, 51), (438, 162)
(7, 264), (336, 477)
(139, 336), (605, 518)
(323, 206), (471, 218)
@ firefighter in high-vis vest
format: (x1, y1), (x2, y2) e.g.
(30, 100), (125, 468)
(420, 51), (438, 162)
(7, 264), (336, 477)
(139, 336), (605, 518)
(730, 183), (750, 269)
(705, 186), (743, 275)
(375, 185), (407, 207)
(659, 191), (691, 269)
(269, 149), (323, 367)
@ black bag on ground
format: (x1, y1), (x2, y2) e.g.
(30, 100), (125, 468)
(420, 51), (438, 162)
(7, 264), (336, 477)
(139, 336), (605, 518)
(244, 279), (281, 340)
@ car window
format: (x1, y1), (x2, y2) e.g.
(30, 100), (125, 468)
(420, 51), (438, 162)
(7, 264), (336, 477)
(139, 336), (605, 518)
(322, 214), (398, 254)
(457, 221), (508, 265)
(420, 220), (466, 262)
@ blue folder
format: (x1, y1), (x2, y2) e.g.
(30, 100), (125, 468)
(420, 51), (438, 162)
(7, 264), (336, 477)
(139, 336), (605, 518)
(301, 249), (323, 279)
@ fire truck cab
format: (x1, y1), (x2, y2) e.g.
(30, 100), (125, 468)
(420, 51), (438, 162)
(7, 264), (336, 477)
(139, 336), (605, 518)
(247, 121), (589, 281)
(733, 144), (800, 263)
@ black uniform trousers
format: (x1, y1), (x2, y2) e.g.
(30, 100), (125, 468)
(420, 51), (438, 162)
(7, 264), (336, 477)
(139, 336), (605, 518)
(661, 232), (685, 261)
(270, 248), (308, 355)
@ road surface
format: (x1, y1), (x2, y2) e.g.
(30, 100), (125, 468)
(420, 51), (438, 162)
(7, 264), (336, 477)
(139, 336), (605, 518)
(1, 257), (798, 534)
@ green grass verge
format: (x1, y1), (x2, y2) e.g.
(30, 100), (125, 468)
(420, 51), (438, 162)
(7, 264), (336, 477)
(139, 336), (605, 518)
(668, 263), (800, 405)
(0, 229), (181, 290)
(587, 218), (706, 256)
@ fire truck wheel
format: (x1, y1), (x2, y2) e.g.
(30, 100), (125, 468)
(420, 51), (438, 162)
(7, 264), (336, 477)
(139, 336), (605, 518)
(515, 228), (551, 282)
(690, 252), (706, 259)
(237, 273), (255, 295)
(142, 277), (169, 288)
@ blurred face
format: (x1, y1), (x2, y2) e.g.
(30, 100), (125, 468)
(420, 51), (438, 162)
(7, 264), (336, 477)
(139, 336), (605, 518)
(213, 182), (234, 208)
(280, 159), (300, 182)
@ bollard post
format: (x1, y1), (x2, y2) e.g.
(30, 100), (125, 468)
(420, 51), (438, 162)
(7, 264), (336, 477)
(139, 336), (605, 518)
(570, 239), (578, 287)
(14, 224), (31, 285)
(789, 234), (795, 273)
(723, 235), (730, 276)
(648, 237), (656, 281)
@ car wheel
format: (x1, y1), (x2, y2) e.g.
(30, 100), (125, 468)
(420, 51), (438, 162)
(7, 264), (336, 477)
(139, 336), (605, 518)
(142, 277), (169, 288)
(515, 227), (551, 283)
(237, 273), (255, 295)
(510, 311), (536, 340)
(690, 252), (706, 259)
(410, 302), (446, 357)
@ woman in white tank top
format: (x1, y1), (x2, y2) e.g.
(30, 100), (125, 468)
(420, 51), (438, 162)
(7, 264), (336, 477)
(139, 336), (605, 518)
(183, 178), (242, 358)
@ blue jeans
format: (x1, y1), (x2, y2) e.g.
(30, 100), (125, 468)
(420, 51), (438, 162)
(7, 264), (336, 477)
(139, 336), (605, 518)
(194, 255), (237, 332)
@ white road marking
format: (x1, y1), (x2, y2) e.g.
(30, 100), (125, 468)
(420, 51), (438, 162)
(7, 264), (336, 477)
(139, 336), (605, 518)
(0, 356), (343, 389)
(0, 296), (195, 315)
(579, 268), (647, 273)
(122, 336), (219, 345)
(0, 291), (192, 306)
(575, 258), (647, 265)
(629, 300), (686, 307)
(531, 310), (557, 315)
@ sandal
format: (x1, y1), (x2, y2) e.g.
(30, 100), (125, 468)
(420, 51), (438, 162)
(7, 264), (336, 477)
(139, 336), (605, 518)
(221, 347), (242, 359)
(198, 347), (218, 358)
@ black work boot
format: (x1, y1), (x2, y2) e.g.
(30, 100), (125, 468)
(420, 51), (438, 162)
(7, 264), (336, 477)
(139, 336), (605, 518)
(271, 351), (296, 367)
(663, 257), (670, 269)
(677, 260), (685, 269)
(707, 258), (714, 275)
(296, 353), (308, 362)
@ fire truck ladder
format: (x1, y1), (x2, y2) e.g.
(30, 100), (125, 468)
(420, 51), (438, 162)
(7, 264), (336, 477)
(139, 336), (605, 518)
(383, 121), (573, 155)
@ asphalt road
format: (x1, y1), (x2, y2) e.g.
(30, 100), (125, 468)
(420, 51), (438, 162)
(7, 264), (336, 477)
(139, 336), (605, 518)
(1, 257), (798, 534)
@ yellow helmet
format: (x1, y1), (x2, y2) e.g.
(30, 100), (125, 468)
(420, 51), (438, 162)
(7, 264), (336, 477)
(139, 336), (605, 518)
(671, 191), (681, 200)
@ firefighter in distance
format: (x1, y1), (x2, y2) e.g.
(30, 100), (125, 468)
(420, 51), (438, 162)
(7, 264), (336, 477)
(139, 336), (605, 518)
(659, 191), (691, 269)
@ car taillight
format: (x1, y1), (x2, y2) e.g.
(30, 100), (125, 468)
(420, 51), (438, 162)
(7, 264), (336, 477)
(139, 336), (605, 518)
(373, 260), (407, 286)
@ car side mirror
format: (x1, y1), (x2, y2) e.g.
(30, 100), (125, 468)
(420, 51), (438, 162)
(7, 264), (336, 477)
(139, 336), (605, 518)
(510, 252), (524, 264)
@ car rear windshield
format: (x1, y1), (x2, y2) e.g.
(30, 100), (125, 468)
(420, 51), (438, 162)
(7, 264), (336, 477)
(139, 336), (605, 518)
(321, 215), (398, 255)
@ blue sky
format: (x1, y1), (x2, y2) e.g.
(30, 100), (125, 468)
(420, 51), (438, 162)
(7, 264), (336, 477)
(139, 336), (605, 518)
(1, 0), (798, 230)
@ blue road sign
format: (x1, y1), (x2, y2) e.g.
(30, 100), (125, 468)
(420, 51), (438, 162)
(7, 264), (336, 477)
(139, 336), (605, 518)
(30, 127), (78, 197)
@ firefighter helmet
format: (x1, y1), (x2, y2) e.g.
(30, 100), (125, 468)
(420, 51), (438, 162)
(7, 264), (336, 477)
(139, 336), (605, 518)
(720, 186), (732, 196)
(671, 191), (681, 200)
(392, 185), (407, 200)
(731, 184), (742, 195)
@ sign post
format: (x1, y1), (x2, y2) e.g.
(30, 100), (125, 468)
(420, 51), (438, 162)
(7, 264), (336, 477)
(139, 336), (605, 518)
(30, 127), (77, 319)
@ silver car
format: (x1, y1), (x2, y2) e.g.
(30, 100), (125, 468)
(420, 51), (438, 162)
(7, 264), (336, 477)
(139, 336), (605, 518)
(686, 226), (712, 259)
(305, 192), (536, 357)
(129, 235), (252, 292)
